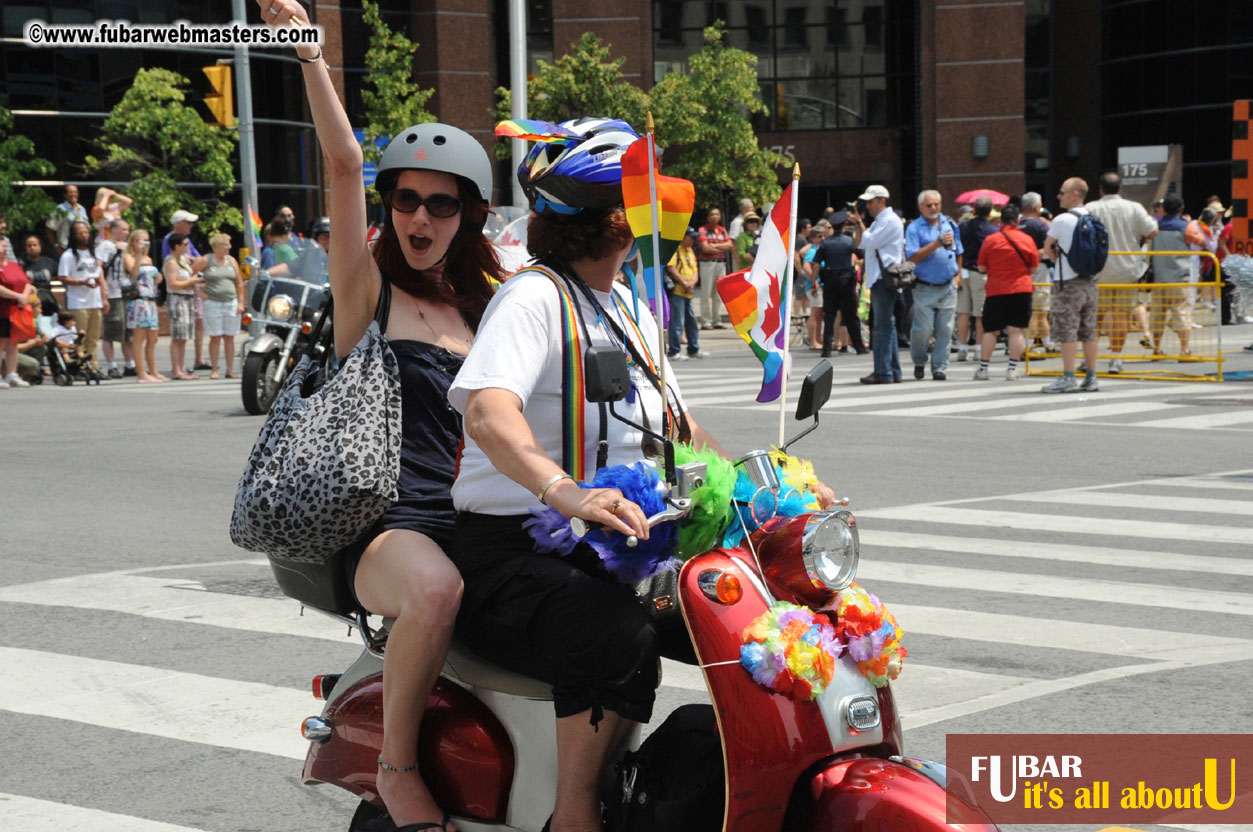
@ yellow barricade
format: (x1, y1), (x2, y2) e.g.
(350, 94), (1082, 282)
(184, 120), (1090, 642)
(1023, 250), (1225, 382)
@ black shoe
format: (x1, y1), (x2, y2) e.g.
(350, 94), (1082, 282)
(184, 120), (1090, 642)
(913, 365), (925, 380)
(838, 346), (850, 354)
(860, 373), (889, 385)
(123, 366), (137, 377)
(855, 348), (870, 355)
(821, 350), (831, 358)
(933, 370), (947, 381)
(194, 362), (212, 371)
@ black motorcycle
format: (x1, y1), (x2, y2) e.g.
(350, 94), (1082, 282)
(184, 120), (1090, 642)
(241, 271), (329, 415)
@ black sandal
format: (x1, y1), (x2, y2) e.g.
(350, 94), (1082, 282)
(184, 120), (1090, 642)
(393, 817), (451, 832)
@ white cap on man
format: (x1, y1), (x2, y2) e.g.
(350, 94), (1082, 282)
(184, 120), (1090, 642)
(170, 209), (199, 224)
(858, 185), (890, 201)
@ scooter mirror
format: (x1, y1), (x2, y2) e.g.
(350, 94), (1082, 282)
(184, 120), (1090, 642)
(584, 346), (630, 403)
(794, 359), (833, 421)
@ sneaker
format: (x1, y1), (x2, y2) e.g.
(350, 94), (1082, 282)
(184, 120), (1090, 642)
(972, 367), (989, 381)
(1005, 367), (1020, 381)
(913, 365), (925, 380)
(1078, 375), (1100, 392)
(5, 373), (30, 388)
(933, 370), (947, 381)
(1109, 359), (1123, 374)
(956, 349), (968, 362)
(1076, 363), (1088, 374)
(0, 378), (8, 390)
(673, 352), (690, 362)
(123, 366), (137, 377)
(860, 373), (890, 385)
(1041, 377), (1079, 394)
(689, 350), (710, 359)
(108, 366), (123, 379)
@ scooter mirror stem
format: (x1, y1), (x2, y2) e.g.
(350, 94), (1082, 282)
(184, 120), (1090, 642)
(607, 401), (677, 485)
(782, 412), (820, 455)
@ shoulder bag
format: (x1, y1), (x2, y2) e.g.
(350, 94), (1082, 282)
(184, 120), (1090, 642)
(230, 280), (401, 564)
(1000, 228), (1034, 270)
(874, 235), (915, 291)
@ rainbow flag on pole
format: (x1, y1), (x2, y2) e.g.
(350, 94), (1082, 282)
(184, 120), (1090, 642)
(247, 204), (264, 255)
(620, 135), (694, 316)
(717, 182), (795, 403)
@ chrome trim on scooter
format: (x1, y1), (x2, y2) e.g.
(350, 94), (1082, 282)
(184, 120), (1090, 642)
(843, 694), (880, 732)
(302, 716), (333, 742)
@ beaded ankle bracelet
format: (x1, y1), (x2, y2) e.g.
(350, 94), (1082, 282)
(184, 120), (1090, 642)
(377, 757), (419, 773)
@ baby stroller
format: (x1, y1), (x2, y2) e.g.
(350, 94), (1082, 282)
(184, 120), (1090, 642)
(47, 333), (101, 386)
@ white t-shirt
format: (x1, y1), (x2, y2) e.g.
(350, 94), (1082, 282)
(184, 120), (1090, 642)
(449, 269), (686, 515)
(58, 249), (103, 310)
(1050, 206), (1088, 282)
(859, 208), (905, 290)
(95, 239), (122, 299)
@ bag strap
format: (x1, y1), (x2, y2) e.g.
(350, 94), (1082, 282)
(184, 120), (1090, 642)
(304, 276), (391, 363)
(1000, 228), (1033, 269)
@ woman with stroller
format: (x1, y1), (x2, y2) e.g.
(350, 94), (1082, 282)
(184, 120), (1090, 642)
(259, 2), (507, 829)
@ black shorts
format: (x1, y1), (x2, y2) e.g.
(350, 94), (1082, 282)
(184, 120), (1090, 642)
(981, 291), (1033, 332)
(448, 512), (661, 726)
(0, 315), (9, 339)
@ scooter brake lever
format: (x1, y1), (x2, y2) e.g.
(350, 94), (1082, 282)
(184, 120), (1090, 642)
(625, 498), (691, 548)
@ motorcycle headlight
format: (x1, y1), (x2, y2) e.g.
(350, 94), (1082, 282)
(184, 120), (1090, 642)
(267, 295), (294, 321)
(802, 510), (858, 592)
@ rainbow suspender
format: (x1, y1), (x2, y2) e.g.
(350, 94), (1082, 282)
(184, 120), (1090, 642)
(527, 266), (589, 481)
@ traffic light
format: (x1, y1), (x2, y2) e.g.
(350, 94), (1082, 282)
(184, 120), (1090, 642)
(203, 65), (234, 128)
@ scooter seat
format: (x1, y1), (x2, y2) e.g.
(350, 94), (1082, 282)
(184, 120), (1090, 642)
(443, 639), (554, 700)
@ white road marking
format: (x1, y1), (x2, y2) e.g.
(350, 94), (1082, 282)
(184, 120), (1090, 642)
(1127, 409), (1253, 429)
(0, 646), (311, 760)
(855, 505), (1253, 546)
(858, 528), (1253, 576)
(888, 603), (1250, 658)
(1006, 491), (1253, 517)
(0, 794), (209, 832)
(996, 400), (1184, 421)
(856, 384), (1233, 418)
(857, 560), (1252, 616)
(1164, 475), (1253, 492)
(890, 664), (1035, 718)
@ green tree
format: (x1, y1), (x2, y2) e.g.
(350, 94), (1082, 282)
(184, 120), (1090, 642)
(491, 32), (649, 159)
(0, 106), (57, 238)
(85, 68), (240, 235)
(360, 0), (435, 202)
(650, 22), (785, 209)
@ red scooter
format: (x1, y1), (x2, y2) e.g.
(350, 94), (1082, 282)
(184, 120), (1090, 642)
(272, 359), (999, 832)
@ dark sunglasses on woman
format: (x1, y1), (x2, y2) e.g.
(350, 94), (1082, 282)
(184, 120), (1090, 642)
(385, 189), (462, 218)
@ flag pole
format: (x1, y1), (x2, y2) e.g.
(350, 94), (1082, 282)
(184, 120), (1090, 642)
(645, 112), (668, 443)
(778, 163), (801, 448)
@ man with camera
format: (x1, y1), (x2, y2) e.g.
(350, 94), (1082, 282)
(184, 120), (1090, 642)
(905, 190), (963, 380)
(851, 185), (906, 384)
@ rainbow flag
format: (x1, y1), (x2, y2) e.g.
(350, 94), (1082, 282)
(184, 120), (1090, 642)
(494, 119), (577, 143)
(717, 182), (794, 403)
(620, 135), (694, 318)
(247, 204), (263, 254)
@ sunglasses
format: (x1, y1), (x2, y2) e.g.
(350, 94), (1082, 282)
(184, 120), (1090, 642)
(386, 189), (463, 219)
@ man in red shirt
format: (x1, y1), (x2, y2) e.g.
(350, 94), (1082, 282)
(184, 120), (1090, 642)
(974, 205), (1039, 380)
(697, 207), (733, 329)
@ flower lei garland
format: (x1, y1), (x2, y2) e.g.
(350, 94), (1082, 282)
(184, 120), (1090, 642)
(740, 583), (907, 700)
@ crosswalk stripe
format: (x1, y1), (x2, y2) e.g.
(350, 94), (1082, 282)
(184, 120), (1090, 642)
(0, 569), (356, 645)
(983, 400), (1185, 421)
(856, 384), (1230, 418)
(1165, 475), (1253, 492)
(685, 379), (1022, 408)
(855, 505), (1253, 546)
(0, 793), (207, 832)
(1129, 409), (1253, 429)
(887, 603), (1249, 657)
(857, 529), (1253, 576)
(0, 646), (310, 761)
(889, 664), (1036, 719)
(858, 560), (1252, 616)
(1007, 491), (1253, 517)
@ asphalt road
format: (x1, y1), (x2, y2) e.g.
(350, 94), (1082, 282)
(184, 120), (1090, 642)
(3, 324), (1252, 832)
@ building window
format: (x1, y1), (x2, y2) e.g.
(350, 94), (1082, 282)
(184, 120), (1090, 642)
(783, 7), (807, 48)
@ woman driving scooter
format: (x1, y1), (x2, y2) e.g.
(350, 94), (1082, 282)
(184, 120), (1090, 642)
(447, 118), (833, 832)
(257, 3), (506, 831)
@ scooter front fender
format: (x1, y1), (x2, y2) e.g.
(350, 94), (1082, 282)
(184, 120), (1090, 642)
(790, 756), (999, 831)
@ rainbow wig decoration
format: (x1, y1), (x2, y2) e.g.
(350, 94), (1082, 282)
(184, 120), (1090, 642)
(832, 582), (907, 687)
(739, 601), (843, 701)
(523, 461), (678, 583)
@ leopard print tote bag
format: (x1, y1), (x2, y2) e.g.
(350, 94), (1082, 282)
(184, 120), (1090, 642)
(230, 283), (401, 563)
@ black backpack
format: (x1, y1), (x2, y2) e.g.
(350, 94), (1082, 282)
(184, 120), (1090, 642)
(108, 250), (141, 301)
(603, 704), (724, 832)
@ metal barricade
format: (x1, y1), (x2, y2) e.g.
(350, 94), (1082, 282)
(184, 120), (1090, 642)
(1023, 250), (1225, 382)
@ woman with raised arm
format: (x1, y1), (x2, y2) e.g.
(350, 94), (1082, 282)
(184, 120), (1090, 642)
(259, 3), (505, 831)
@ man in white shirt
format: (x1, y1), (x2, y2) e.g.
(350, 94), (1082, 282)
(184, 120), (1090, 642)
(727, 197), (755, 239)
(57, 220), (108, 376)
(1086, 172), (1158, 374)
(95, 218), (135, 378)
(1043, 177), (1099, 394)
(851, 184), (905, 384)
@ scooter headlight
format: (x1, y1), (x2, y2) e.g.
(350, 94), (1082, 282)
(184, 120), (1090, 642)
(802, 510), (858, 592)
(267, 295), (294, 321)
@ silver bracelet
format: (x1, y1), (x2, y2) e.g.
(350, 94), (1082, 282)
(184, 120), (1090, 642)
(536, 473), (573, 505)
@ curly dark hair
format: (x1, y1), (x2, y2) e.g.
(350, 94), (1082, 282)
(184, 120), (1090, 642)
(372, 175), (505, 330)
(527, 208), (634, 263)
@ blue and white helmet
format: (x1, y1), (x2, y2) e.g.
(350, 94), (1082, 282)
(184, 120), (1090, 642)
(517, 117), (640, 217)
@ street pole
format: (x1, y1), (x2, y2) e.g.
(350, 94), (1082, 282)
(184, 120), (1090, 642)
(509, 0), (527, 210)
(232, 0), (260, 237)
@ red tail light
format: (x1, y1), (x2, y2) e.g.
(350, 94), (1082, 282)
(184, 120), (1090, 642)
(312, 674), (339, 700)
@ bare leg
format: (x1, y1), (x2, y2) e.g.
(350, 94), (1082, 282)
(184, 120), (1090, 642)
(354, 530), (462, 831)
(1060, 341), (1078, 374)
(170, 339), (195, 379)
(131, 331), (149, 381)
(223, 335), (236, 376)
(122, 339), (134, 366)
(956, 312), (970, 348)
(102, 339), (116, 366)
(1006, 326), (1026, 361)
(552, 709), (629, 832)
(1081, 338), (1098, 372)
(979, 330), (998, 363)
(194, 317), (205, 365)
(146, 331), (167, 380)
(209, 336), (222, 378)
